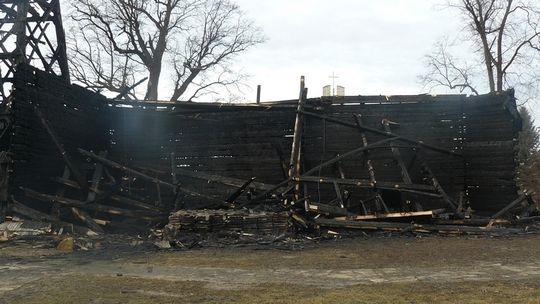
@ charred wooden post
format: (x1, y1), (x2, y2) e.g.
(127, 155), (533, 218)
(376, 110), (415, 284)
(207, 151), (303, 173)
(382, 119), (412, 184)
(288, 76), (307, 201)
(354, 114), (388, 212)
(256, 85), (261, 104)
(421, 161), (458, 213)
(333, 181), (345, 208)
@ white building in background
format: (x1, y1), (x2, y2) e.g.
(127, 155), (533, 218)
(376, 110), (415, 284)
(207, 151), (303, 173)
(322, 85), (331, 97)
(322, 85), (345, 97)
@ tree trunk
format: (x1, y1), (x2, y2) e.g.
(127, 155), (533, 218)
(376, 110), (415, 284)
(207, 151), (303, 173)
(144, 64), (162, 101)
(479, 31), (496, 92)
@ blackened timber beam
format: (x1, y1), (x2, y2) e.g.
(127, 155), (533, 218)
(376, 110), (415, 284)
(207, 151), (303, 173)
(289, 76), (307, 200)
(303, 137), (399, 176)
(248, 178), (292, 203)
(10, 196), (60, 223)
(295, 175), (440, 195)
(34, 106), (88, 192)
(382, 119), (413, 184)
(173, 167), (276, 191)
(354, 114), (388, 212)
(69, 207), (105, 234)
(21, 187), (165, 221)
(78, 148), (230, 208)
(226, 177), (255, 203)
(333, 181), (345, 208)
(9, 196), (96, 235)
(421, 161), (457, 212)
(354, 114), (377, 185)
(300, 110), (462, 157)
(79, 152), (172, 189)
(52, 176), (164, 213)
(52, 166), (103, 233)
(250, 137), (398, 202)
(491, 193), (530, 219)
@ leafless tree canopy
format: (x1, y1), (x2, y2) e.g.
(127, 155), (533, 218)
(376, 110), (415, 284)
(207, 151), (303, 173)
(421, 0), (540, 98)
(67, 0), (264, 101)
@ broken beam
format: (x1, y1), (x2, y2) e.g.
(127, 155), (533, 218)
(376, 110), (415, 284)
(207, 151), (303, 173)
(300, 110), (462, 157)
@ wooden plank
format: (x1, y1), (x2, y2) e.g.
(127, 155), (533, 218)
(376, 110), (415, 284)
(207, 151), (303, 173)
(314, 218), (522, 234)
(333, 209), (444, 221)
(307, 202), (352, 216)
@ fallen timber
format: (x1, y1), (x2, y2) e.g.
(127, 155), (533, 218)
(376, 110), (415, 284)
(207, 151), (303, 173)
(78, 148), (230, 208)
(21, 187), (166, 221)
(314, 218), (523, 235)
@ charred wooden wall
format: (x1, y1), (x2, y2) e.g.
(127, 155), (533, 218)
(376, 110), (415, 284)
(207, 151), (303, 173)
(5, 64), (109, 200)
(3, 65), (522, 213)
(106, 93), (520, 212)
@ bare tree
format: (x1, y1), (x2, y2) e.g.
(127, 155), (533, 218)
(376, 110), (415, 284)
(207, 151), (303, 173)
(420, 39), (480, 95)
(421, 0), (540, 97)
(68, 26), (140, 98)
(68, 0), (264, 101)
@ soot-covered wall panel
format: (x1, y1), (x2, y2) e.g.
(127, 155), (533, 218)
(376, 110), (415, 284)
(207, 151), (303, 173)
(8, 65), (109, 198)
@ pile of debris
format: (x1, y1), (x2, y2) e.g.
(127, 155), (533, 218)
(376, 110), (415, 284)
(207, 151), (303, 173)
(166, 209), (290, 235)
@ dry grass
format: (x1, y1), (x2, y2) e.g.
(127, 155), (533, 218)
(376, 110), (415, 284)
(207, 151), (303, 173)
(140, 235), (540, 270)
(2, 274), (539, 304)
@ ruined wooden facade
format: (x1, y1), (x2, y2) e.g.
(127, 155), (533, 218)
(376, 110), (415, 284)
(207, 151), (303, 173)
(0, 65), (522, 230)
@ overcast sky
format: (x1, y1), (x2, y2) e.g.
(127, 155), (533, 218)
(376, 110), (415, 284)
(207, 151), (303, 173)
(232, 0), (463, 102)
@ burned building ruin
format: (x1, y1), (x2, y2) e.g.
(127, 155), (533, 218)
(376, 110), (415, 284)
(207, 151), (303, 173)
(0, 0), (535, 237)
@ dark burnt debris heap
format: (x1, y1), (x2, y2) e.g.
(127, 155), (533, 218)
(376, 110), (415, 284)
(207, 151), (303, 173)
(0, 64), (538, 245)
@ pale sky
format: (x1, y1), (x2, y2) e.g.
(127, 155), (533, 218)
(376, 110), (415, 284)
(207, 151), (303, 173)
(231, 0), (463, 102)
(58, 1), (473, 102)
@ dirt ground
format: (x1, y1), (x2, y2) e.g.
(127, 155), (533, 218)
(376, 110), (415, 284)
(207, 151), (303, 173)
(1, 233), (539, 303)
